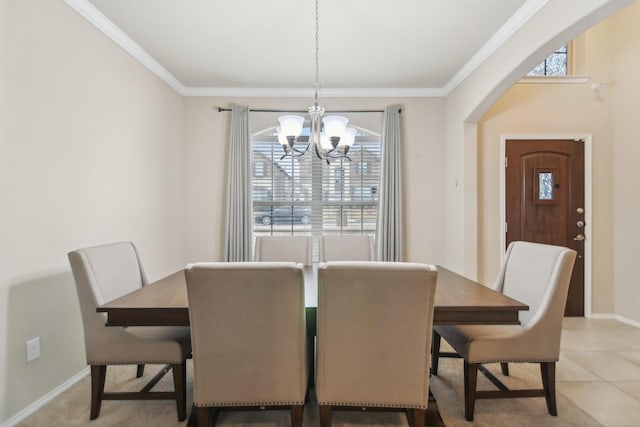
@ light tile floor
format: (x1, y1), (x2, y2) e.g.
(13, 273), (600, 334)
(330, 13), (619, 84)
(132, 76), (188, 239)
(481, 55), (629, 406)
(556, 317), (640, 426)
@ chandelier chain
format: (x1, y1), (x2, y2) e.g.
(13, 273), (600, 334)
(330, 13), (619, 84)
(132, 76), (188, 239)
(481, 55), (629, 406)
(314, 0), (320, 105)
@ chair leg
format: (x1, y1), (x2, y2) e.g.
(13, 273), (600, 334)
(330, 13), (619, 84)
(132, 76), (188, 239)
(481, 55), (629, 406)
(463, 361), (478, 421)
(431, 330), (442, 375)
(90, 365), (107, 420)
(172, 362), (187, 421)
(541, 362), (558, 416)
(136, 364), (145, 378)
(319, 404), (332, 427)
(187, 404), (197, 427)
(411, 408), (425, 427)
(500, 362), (509, 376)
(196, 406), (210, 427)
(290, 404), (304, 427)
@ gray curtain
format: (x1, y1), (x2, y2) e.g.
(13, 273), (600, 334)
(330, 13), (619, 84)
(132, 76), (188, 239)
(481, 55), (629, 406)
(224, 105), (253, 261)
(376, 105), (403, 261)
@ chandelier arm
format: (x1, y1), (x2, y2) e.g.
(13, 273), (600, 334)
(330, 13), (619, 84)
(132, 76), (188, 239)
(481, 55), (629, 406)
(281, 141), (312, 160)
(314, 141), (328, 160)
(281, 151), (306, 160)
(326, 151), (351, 161)
(292, 142), (312, 155)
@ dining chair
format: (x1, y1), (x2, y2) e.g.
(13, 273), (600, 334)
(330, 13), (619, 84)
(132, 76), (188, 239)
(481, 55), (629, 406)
(68, 241), (191, 421)
(319, 234), (375, 262)
(185, 262), (307, 427)
(316, 261), (438, 427)
(431, 241), (576, 421)
(253, 235), (312, 265)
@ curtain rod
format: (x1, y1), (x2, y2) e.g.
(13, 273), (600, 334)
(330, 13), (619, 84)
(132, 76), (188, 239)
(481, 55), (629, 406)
(216, 107), (400, 114)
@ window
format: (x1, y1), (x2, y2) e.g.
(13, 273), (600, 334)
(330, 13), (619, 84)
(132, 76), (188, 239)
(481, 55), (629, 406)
(254, 161), (264, 177)
(527, 44), (569, 76)
(333, 167), (345, 191)
(357, 161), (368, 176)
(251, 119), (381, 259)
(352, 186), (377, 201)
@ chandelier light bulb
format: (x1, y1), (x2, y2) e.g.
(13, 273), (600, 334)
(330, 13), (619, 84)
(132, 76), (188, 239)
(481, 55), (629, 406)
(320, 133), (334, 150)
(339, 127), (357, 147)
(322, 116), (349, 139)
(276, 127), (289, 146)
(278, 115), (305, 138)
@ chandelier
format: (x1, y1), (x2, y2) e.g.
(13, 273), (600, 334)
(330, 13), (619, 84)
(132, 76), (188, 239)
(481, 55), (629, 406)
(276, 0), (355, 163)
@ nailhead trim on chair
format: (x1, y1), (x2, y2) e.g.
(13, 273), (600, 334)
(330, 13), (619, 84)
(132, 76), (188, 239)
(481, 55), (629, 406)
(469, 358), (559, 364)
(317, 401), (428, 409)
(89, 360), (184, 365)
(195, 400), (306, 407)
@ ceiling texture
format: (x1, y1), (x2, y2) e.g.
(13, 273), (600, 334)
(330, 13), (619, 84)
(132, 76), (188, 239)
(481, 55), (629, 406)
(65, 0), (545, 97)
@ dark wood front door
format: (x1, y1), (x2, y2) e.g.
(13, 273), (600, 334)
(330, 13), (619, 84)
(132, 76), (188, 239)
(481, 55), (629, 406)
(506, 139), (585, 316)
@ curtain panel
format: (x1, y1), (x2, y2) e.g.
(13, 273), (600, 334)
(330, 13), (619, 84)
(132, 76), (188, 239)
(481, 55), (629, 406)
(224, 105), (253, 261)
(376, 105), (403, 262)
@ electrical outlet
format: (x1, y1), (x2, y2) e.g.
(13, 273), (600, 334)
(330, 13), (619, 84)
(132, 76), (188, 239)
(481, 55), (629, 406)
(26, 336), (40, 362)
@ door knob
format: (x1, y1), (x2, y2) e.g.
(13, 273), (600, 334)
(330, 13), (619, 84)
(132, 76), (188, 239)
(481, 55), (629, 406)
(573, 234), (585, 241)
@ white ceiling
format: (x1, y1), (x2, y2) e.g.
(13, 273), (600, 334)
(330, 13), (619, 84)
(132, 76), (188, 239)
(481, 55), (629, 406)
(67, 0), (542, 96)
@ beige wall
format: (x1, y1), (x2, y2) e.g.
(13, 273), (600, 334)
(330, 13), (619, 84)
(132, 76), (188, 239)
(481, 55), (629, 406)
(181, 97), (446, 266)
(0, 0), (184, 422)
(611, 1), (640, 321)
(478, 2), (640, 319)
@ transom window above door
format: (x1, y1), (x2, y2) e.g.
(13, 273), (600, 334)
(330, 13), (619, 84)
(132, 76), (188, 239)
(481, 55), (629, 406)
(527, 44), (570, 76)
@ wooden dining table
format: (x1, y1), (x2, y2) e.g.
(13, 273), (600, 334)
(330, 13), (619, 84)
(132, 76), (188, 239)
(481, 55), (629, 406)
(97, 264), (527, 427)
(98, 265), (527, 327)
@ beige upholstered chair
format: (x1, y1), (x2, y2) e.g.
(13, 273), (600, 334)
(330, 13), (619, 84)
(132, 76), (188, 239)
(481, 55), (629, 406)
(185, 262), (307, 427)
(68, 242), (191, 421)
(319, 235), (375, 262)
(432, 241), (576, 421)
(253, 235), (312, 265)
(316, 262), (438, 426)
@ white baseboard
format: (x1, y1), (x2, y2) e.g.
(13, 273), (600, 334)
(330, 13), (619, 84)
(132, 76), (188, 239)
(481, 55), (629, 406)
(0, 367), (89, 427)
(589, 312), (616, 319)
(589, 313), (640, 329)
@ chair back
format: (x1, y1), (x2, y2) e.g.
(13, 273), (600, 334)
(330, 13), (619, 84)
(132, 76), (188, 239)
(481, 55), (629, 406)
(186, 262), (307, 406)
(68, 241), (150, 362)
(494, 241), (576, 328)
(316, 261), (437, 408)
(253, 236), (312, 265)
(319, 235), (375, 262)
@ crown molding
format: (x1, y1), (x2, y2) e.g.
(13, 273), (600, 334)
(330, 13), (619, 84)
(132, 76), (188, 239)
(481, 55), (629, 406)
(65, 0), (544, 99)
(441, 0), (549, 94)
(64, 0), (186, 94)
(181, 86), (447, 98)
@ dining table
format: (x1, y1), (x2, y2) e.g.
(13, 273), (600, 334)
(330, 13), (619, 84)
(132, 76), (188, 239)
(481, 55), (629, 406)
(97, 264), (528, 426)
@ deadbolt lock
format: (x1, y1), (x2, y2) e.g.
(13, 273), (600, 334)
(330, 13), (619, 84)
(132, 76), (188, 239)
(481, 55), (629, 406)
(576, 221), (585, 228)
(576, 208), (585, 214)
